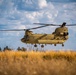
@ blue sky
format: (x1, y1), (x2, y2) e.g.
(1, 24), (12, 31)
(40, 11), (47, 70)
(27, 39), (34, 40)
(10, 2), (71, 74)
(0, 0), (76, 50)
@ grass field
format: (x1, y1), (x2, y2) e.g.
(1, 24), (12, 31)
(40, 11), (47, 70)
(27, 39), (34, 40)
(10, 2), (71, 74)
(0, 50), (76, 75)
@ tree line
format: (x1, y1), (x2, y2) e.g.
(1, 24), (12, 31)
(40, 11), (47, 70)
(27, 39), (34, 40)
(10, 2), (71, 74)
(0, 46), (27, 52)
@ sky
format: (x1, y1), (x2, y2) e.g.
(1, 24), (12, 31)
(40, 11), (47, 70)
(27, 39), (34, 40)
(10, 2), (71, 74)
(0, 0), (76, 50)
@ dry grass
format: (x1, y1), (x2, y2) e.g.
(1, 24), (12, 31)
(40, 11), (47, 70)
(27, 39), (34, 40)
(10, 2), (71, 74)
(0, 50), (76, 75)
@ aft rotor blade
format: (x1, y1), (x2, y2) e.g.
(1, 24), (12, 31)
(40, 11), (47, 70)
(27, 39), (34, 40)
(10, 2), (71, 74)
(0, 26), (52, 31)
(0, 29), (27, 31)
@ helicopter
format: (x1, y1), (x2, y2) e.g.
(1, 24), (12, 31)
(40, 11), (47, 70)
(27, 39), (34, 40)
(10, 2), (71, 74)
(0, 22), (76, 48)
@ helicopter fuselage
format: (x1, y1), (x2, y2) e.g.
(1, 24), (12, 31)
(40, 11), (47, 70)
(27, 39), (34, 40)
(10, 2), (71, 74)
(21, 26), (69, 46)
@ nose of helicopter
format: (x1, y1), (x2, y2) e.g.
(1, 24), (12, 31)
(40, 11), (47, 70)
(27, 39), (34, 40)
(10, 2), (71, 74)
(63, 32), (69, 40)
(64, 32), (69, 36)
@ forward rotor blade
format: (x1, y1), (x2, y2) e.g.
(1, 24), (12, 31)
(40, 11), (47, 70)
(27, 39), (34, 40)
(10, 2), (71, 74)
(66, 24), (76, 26)
(28, 25), (54, 30)
(34, 23), (76, 26)
(34, 23), (60, 26)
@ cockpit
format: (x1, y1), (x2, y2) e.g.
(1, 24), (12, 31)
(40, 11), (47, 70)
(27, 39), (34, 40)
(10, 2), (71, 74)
(54, 26), (69, 36)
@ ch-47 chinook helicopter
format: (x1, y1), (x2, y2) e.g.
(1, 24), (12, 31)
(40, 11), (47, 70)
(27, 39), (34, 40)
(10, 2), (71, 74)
(0, 22), (76, 48)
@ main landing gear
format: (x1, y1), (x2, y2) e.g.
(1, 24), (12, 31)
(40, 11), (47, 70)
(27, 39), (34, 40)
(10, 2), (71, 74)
(34, 44), (44, 48)
(34, 44), (37, 47)
(54, 44), (64, 46)
(62, 43), (64, 47)
(41, 44), (44, 48)
(34, 43), (64, 47)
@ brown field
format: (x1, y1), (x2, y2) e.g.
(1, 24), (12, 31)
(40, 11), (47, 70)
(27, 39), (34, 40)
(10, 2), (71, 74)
(0, 50), (76, 75)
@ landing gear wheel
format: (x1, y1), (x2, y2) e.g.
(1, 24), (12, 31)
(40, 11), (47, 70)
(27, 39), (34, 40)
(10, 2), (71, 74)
(34, 44), (37, 47)
(54, 44), (56, 46)
(62, 44), (64, 47)
(41, 45), (44, 48)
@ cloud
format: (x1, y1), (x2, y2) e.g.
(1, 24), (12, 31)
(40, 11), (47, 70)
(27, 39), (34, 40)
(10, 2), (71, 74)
(47, 0), (76, 2)
(38, 0), (47, 9)
(0, 0), (14, 18)
(12, 0), (47, 11)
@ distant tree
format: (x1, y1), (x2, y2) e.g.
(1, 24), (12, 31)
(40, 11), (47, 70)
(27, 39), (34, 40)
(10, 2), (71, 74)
(21, 47), (27, 51)
(17, 47), (27, 51)
(0, 47), (2, 51)
(3, 46), (11, 51)
(17, 47), (22, 51)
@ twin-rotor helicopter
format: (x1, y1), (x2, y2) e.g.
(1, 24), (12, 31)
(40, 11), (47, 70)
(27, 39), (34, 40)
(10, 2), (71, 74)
(0, 22), (76, 48)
